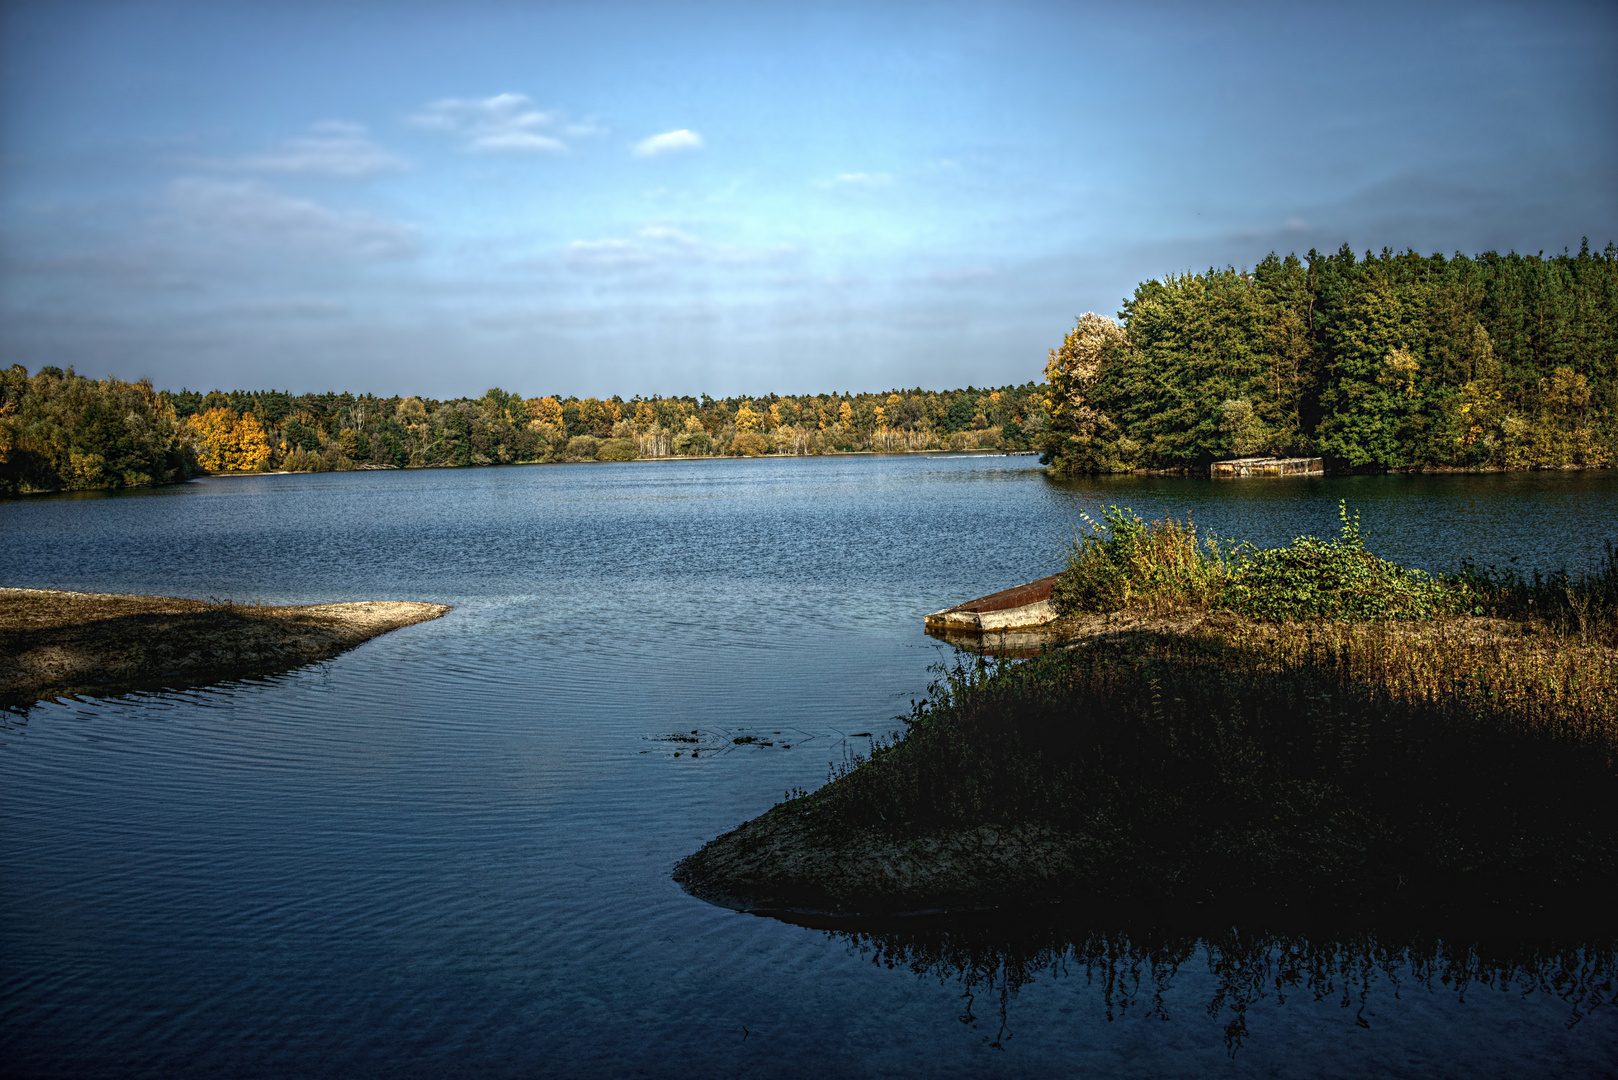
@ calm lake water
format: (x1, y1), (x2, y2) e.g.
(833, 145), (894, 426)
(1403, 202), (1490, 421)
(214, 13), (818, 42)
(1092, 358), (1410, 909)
(3, 456), (1616, 1078)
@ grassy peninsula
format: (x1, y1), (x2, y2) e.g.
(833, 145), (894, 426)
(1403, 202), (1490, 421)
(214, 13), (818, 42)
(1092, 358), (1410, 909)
(0, 589), (449, 709)
(676, 507), (1618, 920)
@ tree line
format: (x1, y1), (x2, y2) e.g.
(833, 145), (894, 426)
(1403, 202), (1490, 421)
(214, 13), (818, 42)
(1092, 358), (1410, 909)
(1, 366), (1047, 493)
(1042, 240), (1618, 474)
(8, 238), (1610, 494)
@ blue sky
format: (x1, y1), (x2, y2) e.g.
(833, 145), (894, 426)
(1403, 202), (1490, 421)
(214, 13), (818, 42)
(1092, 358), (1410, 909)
(2, 0), (1614, 399)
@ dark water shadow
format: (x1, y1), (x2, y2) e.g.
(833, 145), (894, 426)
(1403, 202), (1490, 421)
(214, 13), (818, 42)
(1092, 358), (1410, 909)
(758, 906), (1616, 1054)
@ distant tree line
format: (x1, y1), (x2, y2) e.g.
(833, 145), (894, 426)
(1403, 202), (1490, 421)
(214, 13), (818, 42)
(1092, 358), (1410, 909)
(1, 366), (1047, 492)
(1043, 241), (1618, 474)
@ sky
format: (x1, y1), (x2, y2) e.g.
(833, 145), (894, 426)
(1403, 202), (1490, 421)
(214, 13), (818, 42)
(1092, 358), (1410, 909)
(1, 0), (1615, 400)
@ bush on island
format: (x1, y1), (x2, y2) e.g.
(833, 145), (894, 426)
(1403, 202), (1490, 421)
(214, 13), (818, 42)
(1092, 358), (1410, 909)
(594, 438), (638, 461)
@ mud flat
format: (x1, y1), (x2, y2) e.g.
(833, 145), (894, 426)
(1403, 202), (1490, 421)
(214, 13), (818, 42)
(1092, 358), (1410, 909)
(0, 588), (449, 709)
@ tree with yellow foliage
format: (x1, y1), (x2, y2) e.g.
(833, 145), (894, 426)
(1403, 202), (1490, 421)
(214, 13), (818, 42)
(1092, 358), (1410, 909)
(186, 407), (271, 472)
(1041, 312), (1130, 474)
(231, 413), (272, 471)
(527, 396), (564, 428)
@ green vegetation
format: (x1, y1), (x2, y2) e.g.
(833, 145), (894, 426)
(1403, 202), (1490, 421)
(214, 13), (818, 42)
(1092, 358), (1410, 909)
(1043, 241), (1618, 474)
(1054, 502), (1618, 628)
(2, 365), (1047, 491)
(680, 510), (1618, 918)
(0, 366), (199, 495)
(1054, 503), (1464, 622)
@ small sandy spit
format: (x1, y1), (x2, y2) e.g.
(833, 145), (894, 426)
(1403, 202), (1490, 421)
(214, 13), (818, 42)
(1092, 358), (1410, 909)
(0, 588), (449, 708)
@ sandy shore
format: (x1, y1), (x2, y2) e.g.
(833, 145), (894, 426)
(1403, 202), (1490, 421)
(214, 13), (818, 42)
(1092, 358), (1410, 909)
(0, 588), (449, 709)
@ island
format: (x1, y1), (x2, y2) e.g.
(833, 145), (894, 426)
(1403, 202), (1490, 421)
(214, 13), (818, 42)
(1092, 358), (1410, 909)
(676, 505), (1618, 923)
(0, 588), (449, 709)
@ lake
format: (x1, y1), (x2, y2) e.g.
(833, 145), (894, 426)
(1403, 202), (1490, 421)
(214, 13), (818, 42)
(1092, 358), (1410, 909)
(2, 456), (1615, 1078)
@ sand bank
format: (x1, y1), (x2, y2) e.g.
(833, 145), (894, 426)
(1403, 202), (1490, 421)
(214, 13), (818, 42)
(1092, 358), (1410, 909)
(0, 588), (449, 709)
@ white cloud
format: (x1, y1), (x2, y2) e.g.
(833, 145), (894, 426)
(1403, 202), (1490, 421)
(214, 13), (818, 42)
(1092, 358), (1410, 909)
(917, 266), (997, 286)
(409, 93), (597, 154)
(565, 238), (655, 272)
(632, 129), (703, 158)
(565, 225), (793, 274)
(228, 121), (408, 177)
(832, 171), (892, 187)
(165, 179), (416, 259)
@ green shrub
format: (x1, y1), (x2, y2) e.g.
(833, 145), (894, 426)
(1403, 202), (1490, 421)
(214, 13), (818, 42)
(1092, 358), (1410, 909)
(594, 438), (638, 461)
(673, 429), (711, 455)
(1051, 507), (1222, 614)
(1054, 502), (1469, 623)
(564, 435), (599, 461)
(1221, 502), (1460, 621)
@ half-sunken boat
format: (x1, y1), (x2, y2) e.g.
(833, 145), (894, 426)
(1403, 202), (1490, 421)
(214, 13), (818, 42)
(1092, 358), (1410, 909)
(925, 574), (1060, 633)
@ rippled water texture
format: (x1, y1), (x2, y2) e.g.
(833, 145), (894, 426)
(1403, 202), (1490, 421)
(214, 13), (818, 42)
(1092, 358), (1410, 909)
(3, 457), (1616, 1078)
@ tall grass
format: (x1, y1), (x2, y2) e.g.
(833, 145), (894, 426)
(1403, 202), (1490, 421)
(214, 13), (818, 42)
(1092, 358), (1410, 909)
(1454, 540), (1618, 639)
(1051, 506), (1222, 613)
(805, 617), (1618, 914)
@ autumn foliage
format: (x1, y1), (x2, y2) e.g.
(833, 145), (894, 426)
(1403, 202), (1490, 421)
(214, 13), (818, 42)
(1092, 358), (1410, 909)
(184, 407), (272, 473)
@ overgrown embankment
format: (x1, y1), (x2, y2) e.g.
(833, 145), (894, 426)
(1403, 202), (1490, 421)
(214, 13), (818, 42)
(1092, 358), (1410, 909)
(0, 589), (449, 709)
(676, 508), (1618, 918)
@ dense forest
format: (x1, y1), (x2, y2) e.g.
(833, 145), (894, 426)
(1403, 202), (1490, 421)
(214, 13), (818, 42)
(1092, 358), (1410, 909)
(1043, 241), (1618, 474)
(0, 365), (1046, 493)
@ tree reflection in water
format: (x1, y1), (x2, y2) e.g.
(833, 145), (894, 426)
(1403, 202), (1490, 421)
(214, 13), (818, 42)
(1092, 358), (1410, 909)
(770, 909), (1615, 1054)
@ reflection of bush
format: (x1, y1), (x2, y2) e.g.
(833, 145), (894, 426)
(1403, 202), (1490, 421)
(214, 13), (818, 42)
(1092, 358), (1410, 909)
(564, 435), (599, 461)
(730, 431), (770, 456)
(815, 911), (1615, 1054)
(594, 438), (638, 461)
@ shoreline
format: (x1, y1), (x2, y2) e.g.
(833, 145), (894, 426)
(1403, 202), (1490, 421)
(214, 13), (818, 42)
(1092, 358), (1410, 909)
(1, 448), (1041, 495)
(0, 588), (449, 709)
(8, 452), (1612, 497)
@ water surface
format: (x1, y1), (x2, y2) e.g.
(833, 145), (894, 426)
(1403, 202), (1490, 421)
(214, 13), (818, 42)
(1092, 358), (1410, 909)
(3, 457), (1615, 1077)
